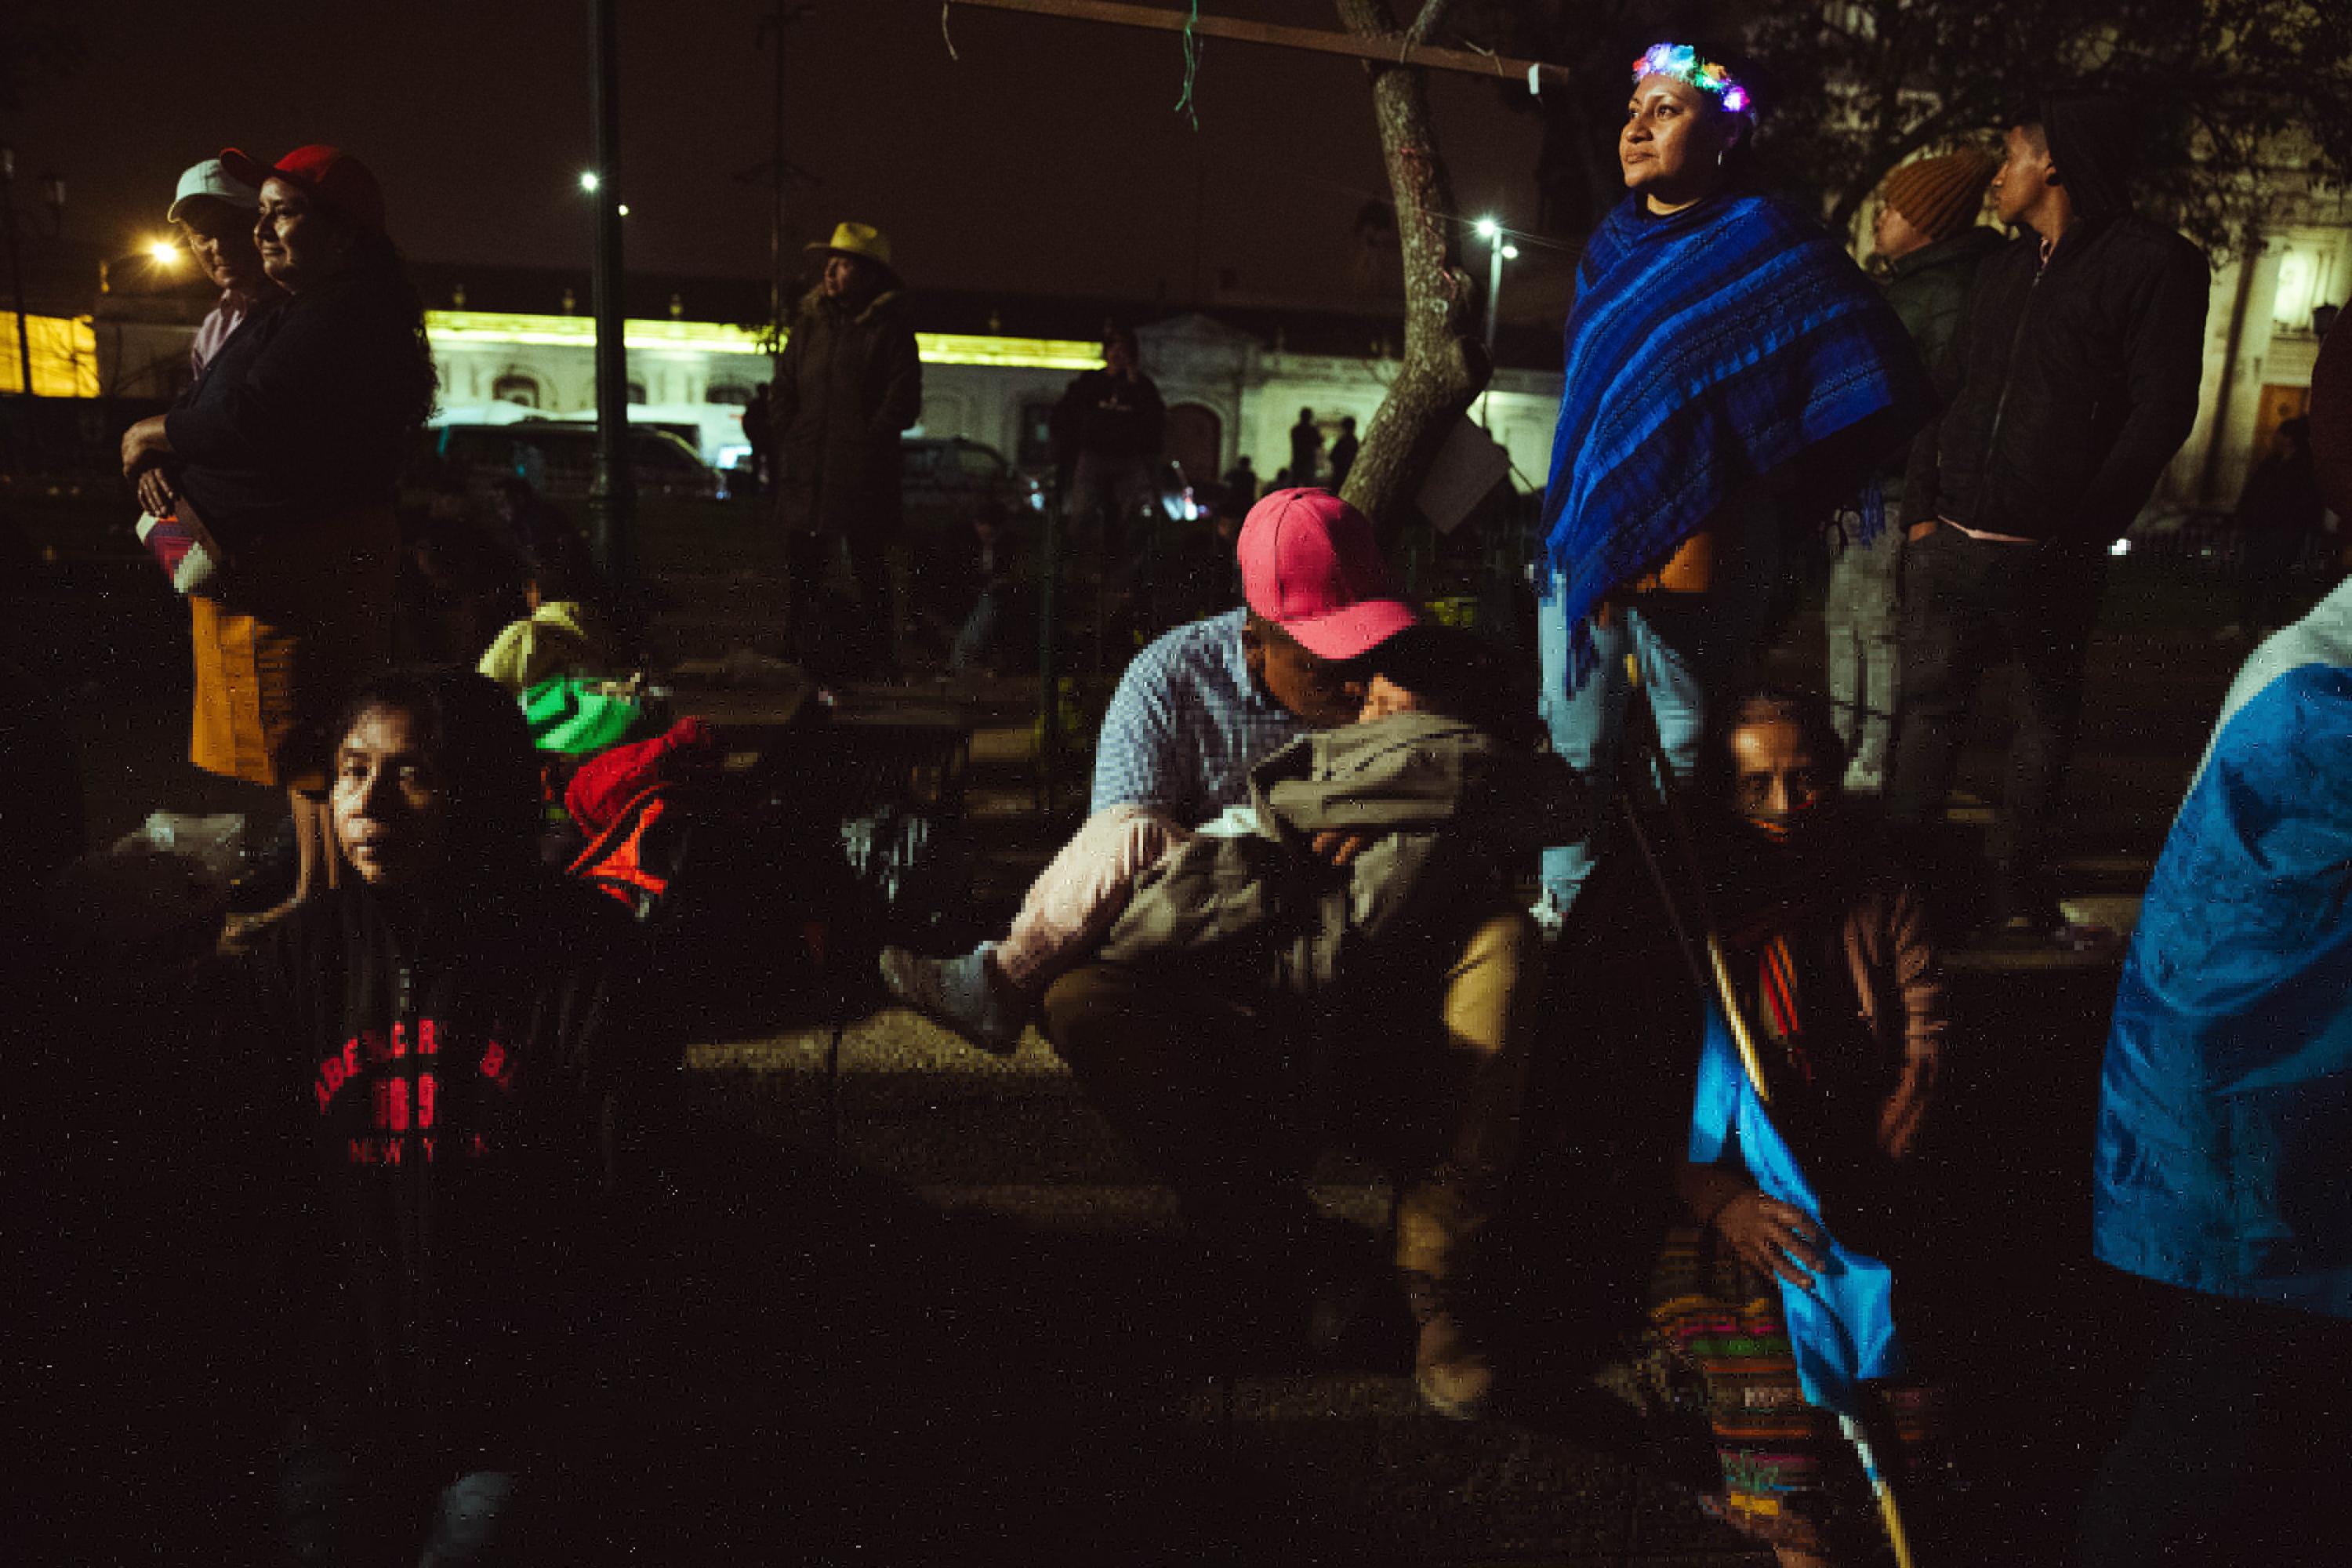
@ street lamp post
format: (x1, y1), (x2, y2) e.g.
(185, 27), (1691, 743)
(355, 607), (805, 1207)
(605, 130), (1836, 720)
(2, 147), (33, 399)
(1473, 216), (1519, 426)
(586, 0), (635, 592)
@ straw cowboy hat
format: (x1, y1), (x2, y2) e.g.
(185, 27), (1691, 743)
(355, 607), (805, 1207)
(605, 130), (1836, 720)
(807, 221), (897, 280)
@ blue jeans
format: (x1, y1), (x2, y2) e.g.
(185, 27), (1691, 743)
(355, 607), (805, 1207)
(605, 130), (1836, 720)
(947, 581), (1007, 673)
(1535, 507), (1780, 913)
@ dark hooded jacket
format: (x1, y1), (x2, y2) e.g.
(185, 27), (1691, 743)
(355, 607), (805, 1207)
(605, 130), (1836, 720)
(1903, 100), (2211, 543)
(1051, 368), (1167, 466)
(162, 262), (426, 547)
(770, 283), (923, 537)
(224, 673), (657, 1461)
(1878, 226), (2006, 488)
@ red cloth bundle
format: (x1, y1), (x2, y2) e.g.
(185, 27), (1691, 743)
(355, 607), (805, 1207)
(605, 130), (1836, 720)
(564, 717), (722, 836)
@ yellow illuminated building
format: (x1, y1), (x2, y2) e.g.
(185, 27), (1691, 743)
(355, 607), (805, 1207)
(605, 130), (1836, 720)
(0, 313), (100, 397)
(422, 310), (1105, 372)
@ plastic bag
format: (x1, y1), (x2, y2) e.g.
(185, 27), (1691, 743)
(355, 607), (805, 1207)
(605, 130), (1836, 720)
(114, 811), (248, 884)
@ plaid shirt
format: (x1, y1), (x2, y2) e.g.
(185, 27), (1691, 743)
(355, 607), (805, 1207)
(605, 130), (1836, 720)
(1091, 608), (1308, 823)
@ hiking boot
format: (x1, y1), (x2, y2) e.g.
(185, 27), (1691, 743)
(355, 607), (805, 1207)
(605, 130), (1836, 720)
(1401, 1269), (1496, 1421)
(877, 944), (1025, 1054)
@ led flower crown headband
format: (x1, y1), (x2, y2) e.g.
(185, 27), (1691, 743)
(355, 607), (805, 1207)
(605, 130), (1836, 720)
(1632, 42), (1753, 117)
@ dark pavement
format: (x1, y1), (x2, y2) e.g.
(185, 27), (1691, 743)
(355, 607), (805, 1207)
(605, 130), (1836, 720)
(11, 500), (2334, 1563)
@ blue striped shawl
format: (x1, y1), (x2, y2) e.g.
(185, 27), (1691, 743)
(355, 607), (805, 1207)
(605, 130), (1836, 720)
(1538, 191), (1932, 692)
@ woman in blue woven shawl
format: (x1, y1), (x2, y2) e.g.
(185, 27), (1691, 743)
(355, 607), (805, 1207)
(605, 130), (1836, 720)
(1534, 45), (1933, 924)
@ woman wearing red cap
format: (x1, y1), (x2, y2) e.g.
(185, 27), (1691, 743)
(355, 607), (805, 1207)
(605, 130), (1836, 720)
(118, 145), (436, 911)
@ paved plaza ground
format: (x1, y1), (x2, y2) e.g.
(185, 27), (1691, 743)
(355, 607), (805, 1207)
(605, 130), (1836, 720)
(13, 498), (2334, 1563)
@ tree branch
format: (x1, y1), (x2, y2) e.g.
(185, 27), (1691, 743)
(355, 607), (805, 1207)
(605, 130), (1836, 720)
(1334, 0), (1490, 535)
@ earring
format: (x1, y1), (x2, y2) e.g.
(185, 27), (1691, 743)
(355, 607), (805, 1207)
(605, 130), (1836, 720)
(1716, 150), (1725, 168)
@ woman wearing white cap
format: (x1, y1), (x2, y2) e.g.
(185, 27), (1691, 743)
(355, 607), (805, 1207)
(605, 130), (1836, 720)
(165, 158), (274, 382)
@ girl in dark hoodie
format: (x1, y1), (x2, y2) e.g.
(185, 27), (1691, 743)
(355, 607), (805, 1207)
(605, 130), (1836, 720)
(235, 668), (656, 1563)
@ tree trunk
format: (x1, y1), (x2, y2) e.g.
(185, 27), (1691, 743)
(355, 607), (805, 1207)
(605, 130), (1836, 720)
(1334, 0), (1492, 537)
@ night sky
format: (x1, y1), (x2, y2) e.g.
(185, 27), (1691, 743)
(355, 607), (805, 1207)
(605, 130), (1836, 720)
(6, 0), (1551, 309)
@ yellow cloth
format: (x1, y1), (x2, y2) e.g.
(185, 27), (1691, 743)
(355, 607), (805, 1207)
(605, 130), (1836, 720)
(187, 505), (397, 788)
(476, 601), (619, 693)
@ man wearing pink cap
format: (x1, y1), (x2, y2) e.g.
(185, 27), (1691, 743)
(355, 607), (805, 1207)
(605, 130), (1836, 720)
(883, 490), (1544, 1415)
(882, 488), (1413, 1043)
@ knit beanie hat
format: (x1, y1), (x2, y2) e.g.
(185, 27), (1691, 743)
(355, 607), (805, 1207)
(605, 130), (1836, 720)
(1882, 150), (1999, 242)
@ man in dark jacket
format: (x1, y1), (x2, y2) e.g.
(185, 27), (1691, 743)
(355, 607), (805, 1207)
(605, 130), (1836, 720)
(1051, 324), (1166, 546)
(771, 222), (923, 673)
(1289, 407), (1324, 489)
(1827, 150), (2002, 795)
(1327, 416), (1360, 492)
(2227, 416), (2326, 639)
(1886, 100), (2210, 942)
(238, 669), (657, 1562)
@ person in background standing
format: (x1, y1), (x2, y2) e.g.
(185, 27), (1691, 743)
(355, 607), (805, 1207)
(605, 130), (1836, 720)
(1290, 407), (1324, 490)
(742, 381), (773, 499)
(1826, 150), (2001, 795)
(1886, 100), (2209, 946)
(1221, 452), (1259, 514)
(1329, 415), (1361, 492)
(1052, 324), (1167, 547)
(771, 222), (922, 676)
(2221, 416), (2325, 641)
(118, 145), (436, 913)
(1530, 43), (1932, 928)
(169, 158), (273, 380)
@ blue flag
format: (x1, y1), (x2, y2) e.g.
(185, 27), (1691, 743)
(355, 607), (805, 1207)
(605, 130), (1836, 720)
(1689, 997), (1907, 1416)
(2093, 656), (2352, 1319)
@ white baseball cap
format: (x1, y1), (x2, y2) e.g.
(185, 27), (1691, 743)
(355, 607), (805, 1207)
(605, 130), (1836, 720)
(166, 158), (260, 223)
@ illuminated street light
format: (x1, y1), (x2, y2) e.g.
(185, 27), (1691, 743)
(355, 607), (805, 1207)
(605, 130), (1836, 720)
(1479, 219), (1518, 428)
(579, 170), (601, 193)
(147, 238), (179, 265)
(616, 203), (630, 216)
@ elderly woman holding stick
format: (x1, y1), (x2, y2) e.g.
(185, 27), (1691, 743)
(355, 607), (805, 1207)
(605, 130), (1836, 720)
(1531, 44), (1932, 927)
(120, 146), (435, 908)
(1624, 688), (1952, 1567)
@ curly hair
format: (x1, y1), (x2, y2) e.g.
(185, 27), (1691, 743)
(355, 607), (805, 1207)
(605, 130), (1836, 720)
(351, 230), (440, 440)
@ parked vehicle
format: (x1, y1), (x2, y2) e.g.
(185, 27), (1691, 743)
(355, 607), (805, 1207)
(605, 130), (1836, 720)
(430, 421), (719, 501)
(901, 437), (1044, 537)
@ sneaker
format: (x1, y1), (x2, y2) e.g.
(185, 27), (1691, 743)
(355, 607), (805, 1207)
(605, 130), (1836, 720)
(1401, 1269), (1496, 1421)
(1528, 892), (1568, 946)
(1842, 763), (1885, 797)
(877, 945), (1025, 1054)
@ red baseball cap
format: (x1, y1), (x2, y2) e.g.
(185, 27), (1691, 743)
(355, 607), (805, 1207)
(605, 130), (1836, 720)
(220, 145), (386, 234)
(1237, 488), (1417, 661)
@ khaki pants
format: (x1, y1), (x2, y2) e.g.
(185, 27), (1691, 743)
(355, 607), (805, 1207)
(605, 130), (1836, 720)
(1040, 907), (1541, 1282)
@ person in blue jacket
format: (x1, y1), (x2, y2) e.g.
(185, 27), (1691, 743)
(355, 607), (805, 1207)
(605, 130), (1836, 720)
(2077, 321), (2352, 1564)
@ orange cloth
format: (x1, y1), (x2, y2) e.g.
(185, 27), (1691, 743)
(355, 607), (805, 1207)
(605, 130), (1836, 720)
(187, 504), (399, 788)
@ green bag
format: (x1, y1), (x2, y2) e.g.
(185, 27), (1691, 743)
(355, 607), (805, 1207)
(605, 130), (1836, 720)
(521, 676), (646, 756)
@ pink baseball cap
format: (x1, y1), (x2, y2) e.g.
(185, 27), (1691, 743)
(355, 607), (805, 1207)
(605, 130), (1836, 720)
(1237, 488), (1417, 661)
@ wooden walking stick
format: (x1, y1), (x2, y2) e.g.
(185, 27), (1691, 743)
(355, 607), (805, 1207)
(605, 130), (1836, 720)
(1617, 655), (1772, 1105)
(1617, 654), (1920, 1568)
